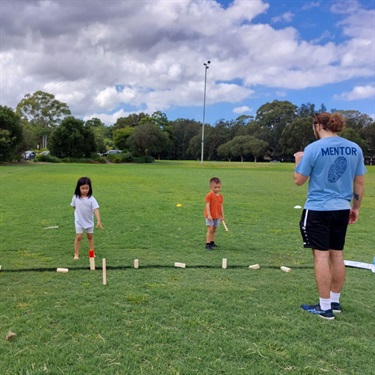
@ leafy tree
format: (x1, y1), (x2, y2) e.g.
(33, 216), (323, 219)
(126, 122), (169, 158)
(256, 100), (297, 156)
(279, 117), (315, 155)
(16, 91), (71, 148)
(113, 127), (135, 150)
(340, 127), (368, 152)
(187, 133), (202, 160)
(113, 113), (147, 130)
(49, 117), (96, 158)
(148, 111), (169, 130)
(0, 106), (23, 161)
(363, 122), (375, 156)
(297, 103), (316, 118)
(19, 123), (40, 151)
(217, 140), (234, 161)
(319, 103), (327, 113)
(169, 119), (200, 160)
(223, 135), (251, 162)
(85, 118), (107, 153)
(203, 121), (231, 160)
(246, 137), (269, 162)
(339, 110), (373, 132)
(146, 111), (173, 158)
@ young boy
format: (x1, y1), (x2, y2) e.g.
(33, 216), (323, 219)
(204, 177), (225, 250)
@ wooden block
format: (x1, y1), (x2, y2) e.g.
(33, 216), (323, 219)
(222, 258), (227, 269)
(280, 266), (292, 272)
(102, 258), (107, 285)
(174, 262), (186, 268)
(222, 221), (229, 232)
(248, 264), (260, 270)
(134, 259), (139, 269)
(56, 268), (69, 273)
(89, 257), (95, 271)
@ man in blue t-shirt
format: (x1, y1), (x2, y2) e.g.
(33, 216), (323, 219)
(294, 112), (366, 320)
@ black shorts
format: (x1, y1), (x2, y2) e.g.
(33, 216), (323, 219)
(299, 209), (350, 251)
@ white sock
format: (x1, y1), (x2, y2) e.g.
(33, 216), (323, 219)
(330, 291), (340, 303)
(319, 297), (331, 311)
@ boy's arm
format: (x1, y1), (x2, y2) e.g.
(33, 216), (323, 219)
(94, 208), (103, 229)
(221, 205), (225, 221)
(205, 202), (212, 220)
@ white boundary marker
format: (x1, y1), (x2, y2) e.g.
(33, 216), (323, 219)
(222, 258), (227, 269)
(344, 260), (374, 272)
(174, 262), (186, 268)
(102, 258), (107, 285)
(280, 266), (292, 272)
(249, 264), (260, 270)
(134, 259), (139, 269)
(57, 268), (69, 273)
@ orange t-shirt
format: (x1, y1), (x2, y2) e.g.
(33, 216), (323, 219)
(204, 192), (224, 219)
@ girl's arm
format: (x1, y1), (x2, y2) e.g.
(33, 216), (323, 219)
(94, 208), (103, 229)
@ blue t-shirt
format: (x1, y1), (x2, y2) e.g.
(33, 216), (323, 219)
(295, 136), (366, 211)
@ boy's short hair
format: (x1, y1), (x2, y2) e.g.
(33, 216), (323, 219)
(210, 177), (221, 185)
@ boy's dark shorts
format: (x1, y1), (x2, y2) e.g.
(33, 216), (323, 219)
(299, 209), (350, 251)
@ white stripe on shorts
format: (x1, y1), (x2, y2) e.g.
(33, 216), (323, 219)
(303, 209), (309, 228)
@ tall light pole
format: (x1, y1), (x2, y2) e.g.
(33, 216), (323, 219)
(201, 60), (210, 163)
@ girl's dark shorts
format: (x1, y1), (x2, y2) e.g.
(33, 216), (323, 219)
(299, 209), (350, 251)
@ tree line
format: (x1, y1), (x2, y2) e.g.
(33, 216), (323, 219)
(1, 90), (374, 163)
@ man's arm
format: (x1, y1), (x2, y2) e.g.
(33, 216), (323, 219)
(293, 151), (309, 186)
(349, 175), (365, 224)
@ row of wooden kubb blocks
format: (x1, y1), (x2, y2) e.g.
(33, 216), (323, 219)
(57, 259), (291, 273)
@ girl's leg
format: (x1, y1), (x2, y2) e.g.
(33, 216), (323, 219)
(87, 233), (94, 251)
(74, 233), (83, 259)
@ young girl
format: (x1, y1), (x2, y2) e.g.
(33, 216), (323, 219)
(71, 177), (103, 259)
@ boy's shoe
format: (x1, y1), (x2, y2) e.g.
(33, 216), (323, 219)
(210, 242), (219, 248)
(301, 304), (335, 320)
(331, 302), (341, 313)
(205, 244), (213, 250)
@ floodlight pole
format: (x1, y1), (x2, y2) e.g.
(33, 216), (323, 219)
(201, 60), (210, 163)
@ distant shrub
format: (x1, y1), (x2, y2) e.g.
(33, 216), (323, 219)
(60, 157), (99, 164)
(119, 152), (135, 163)
(134, 155), (155, 163)
(35, 154), (61, 163)
(107, 153), (154, 163)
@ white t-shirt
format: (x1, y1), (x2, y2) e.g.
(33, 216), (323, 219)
(71, 195), (99, 229)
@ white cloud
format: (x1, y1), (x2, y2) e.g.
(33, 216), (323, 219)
(275, 91), (287, 97)
(233, 106), (251, 114)
(334, 85), (375, 100)
(302, 2), (321, 10)
(0, 0), (374, 124)
(272, 12), (294, 23)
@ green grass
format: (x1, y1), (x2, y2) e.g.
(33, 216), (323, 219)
(1, 161), (374, 374)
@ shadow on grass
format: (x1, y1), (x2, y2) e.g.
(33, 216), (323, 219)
(1, 265), (314, 272)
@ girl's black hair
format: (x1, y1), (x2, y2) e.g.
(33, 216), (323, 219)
(74, 177), (93, 198)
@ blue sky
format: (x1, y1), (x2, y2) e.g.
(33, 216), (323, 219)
(1, 0), (374, 125)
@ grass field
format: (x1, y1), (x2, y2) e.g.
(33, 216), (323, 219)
(1, 161), (374, 375)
